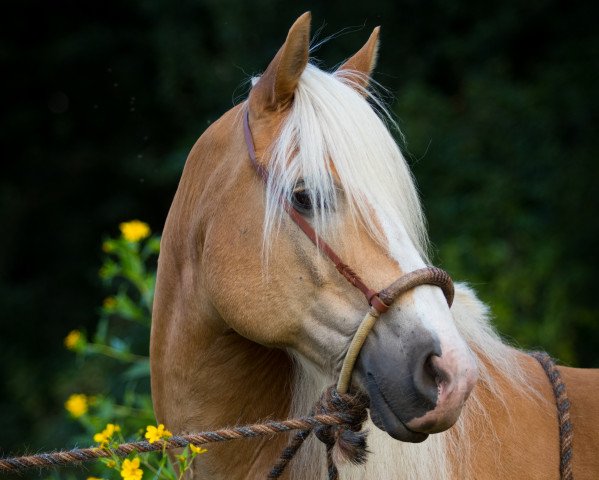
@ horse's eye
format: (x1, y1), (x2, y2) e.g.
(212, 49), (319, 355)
(291, 187), (313, 213)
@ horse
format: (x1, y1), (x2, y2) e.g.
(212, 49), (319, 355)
(150, 12), (599, 479)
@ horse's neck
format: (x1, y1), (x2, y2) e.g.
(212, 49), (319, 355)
(192, 333), (294, 478)
(451, 352), (560, 480)
(151, 258), (294, 478)
(170, 332), (293, 478)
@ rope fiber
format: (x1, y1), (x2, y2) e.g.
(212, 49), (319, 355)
(531, 351), (574, 480)
(268, 386), (369, 479)
(0, 408), (358, 474)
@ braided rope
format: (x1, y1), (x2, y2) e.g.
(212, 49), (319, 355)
(531, 351), (574, 480)
(0, 413), (352, 473)
(269, 386), (369, 480)
(267, 429), (312, 478)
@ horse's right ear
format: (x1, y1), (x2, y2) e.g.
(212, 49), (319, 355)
(249, 12), (311, 114)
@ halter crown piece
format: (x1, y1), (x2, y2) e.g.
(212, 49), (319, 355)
(243, 107), (455, 479)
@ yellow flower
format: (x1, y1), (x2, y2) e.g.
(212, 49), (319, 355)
(105, 460), (116, 468)
(94, 423), (121, 446)
(119, 220), (151, 242)
(103, 296), (117, 309)
(65, 393), (88, 417)
(87, 477), (105, 480)
(64, 330), (82, 350)
(190, 444), (207, 455)
(144, 424), (172, 444)
(120, 457), (143, 480)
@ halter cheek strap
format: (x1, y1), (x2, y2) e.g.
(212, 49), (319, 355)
(243, 107), (454, 392)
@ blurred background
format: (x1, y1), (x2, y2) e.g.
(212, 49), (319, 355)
(1, 0), (597, 475)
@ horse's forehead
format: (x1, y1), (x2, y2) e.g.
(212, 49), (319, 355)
(247, 110), (347, 181)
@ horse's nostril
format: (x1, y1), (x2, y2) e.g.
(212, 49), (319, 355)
(413, 352), (443, 407)
(424, 355), (439, 383)
(426, 354), (451, 385)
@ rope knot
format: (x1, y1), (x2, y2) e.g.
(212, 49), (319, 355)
(313, 386), (370, 466)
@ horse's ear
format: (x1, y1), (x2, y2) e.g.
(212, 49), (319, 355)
(337, 26), (380, 92)
(250, 12), (311, 113)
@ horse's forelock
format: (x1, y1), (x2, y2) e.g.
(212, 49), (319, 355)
(259, 63), (429, 263)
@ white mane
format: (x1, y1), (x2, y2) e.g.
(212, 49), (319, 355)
(262, 63), (429, 261)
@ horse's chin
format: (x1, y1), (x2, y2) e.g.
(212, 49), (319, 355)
(366, 380), (429, 443)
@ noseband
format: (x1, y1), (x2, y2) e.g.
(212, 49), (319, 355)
(243, 108), (454, 393)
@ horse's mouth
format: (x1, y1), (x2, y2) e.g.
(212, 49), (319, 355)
(365, 373), (429, 443)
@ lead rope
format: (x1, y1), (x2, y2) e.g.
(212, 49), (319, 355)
(0, 412), (363, 473)
(268, 387), (369, 480)
(242, 109), (455, 479)
(531, 352), (574, 480)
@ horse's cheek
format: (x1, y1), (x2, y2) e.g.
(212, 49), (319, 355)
(199, 226), (300, 348)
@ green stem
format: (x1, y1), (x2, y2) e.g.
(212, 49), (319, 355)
(143, 450), (176, 480)
(86, 343), (147, 362)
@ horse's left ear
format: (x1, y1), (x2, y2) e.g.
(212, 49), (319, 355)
(250, 12), (311, 113)
(337, 26), (380, 91)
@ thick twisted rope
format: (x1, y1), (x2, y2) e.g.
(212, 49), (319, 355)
(531, 351), (574, 480)
(268, 386), (369, 479)
(0, 412), (356, 473)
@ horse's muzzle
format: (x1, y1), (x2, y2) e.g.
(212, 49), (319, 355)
(354, 318), (478, 442)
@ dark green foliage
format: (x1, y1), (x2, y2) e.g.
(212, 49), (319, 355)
(394, 2), (599, 366)
(0, 0), (597, 469)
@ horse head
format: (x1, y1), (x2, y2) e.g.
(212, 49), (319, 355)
(152, 12), (478, 460)
(239, 12), (478, 442)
